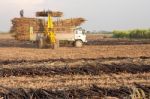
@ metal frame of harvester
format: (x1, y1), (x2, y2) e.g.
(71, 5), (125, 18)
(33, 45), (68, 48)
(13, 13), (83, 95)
(36, 11), (62, 49)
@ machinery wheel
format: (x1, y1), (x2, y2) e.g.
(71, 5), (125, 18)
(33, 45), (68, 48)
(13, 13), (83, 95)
(56, 40), (60, 48)
(51, 40), (60, 49)
(51, 43), (57, 49)
(38, 37), (46, 48)
(75, 40), (83, 48)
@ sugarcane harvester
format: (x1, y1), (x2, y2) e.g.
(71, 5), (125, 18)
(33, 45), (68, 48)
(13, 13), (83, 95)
(36, 11), (62, 49)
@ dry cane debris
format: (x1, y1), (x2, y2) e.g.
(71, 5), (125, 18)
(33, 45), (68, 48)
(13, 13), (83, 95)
(0, 84), (149, 99)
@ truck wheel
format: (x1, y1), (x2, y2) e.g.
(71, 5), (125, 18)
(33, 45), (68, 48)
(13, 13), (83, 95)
(38, 38), (46, 48)
(51, 43), (56, 49)
(75, 40), (83, 48)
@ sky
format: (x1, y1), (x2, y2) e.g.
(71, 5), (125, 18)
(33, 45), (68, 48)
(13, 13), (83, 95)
(0, 0), (150, 32)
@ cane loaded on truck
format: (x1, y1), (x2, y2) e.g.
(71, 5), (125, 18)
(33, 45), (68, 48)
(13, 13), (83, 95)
(11, 10), (87, 49)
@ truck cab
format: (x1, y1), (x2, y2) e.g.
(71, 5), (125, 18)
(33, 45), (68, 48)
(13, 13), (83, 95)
(75, 28), (87, 43)
(74, 28), (87, 47)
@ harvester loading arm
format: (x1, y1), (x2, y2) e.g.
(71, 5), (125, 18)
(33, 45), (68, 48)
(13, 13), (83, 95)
(47, 14), (56, 48)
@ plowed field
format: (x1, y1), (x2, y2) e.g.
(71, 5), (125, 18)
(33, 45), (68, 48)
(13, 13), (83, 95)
(0, 34), (150, 99)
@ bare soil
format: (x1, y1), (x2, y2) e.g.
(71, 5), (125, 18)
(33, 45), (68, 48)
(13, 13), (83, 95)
(0, 34), (150, 61)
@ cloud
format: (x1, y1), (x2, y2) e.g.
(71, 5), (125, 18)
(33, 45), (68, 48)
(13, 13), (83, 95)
(11, 0), (43, 4)
(4, 0), (44, 7)
(0, 0), (150, 32)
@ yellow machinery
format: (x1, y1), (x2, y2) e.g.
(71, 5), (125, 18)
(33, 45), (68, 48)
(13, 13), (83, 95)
(34, 10), (87, 48)
(36, 11), (63, 49)
(46, 14), (56, 48)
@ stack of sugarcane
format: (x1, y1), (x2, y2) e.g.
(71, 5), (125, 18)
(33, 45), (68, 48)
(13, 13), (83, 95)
(10, 17), (85, 40)
(54, 18), (85, 26)
(10, 18), (44, 40)
(36, 11), (63, 17)
(10, 10), (86, 41)
(53, 18), (85, 33)
(36, 11), (85, 33)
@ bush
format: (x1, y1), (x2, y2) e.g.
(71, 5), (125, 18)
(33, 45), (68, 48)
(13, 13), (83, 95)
(113, 30), (130, 38)
(113, 29), (150, 39)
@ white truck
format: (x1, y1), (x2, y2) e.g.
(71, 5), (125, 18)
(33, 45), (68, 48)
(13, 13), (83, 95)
(30, 28), (87, 48)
